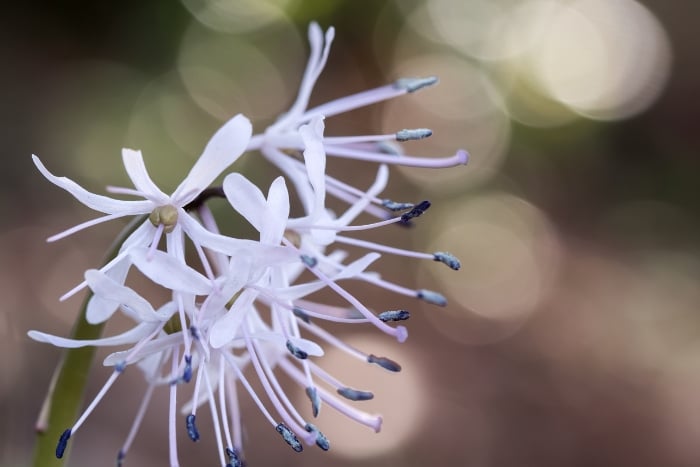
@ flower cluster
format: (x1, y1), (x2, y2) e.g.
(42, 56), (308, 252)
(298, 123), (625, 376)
(30, 23), (467, 466)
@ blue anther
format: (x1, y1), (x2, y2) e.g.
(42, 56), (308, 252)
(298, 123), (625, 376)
(292, 307), (312, 323)
(337, 387), (374, 401)
(381, 199), (415, 212)
(305, 423), (330, 451)
(367, 354), (402, 372)
(225, 447), (244, 467)
(286, 340), (309, 360)
(396, 128), (432, 142)
(115, 361), (127, 373)
(378, 310), (410, 322)
(394, 76), (439, 93)
(401, 200), (431, 222)
(276, 423), (303, 452)
(182, 355), (193, 383)
(306, 386), (321, 417)
(417, 289), (447, 307)
(56, 428), (71, 459)
(433, 252), (461, 270)
(116, 449), (125, 466)
(189, 325), (200, 340)
(300, 255), (317, 268)
(186, 414), (200, 442)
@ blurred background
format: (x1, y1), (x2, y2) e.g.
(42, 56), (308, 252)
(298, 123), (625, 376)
(2, 0), (699, 466)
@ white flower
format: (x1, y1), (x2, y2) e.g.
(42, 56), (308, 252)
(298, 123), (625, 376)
(33, 115), (253, 322)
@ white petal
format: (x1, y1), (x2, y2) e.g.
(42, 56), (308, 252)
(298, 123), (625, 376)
(122, 149), (169, 202)
(86, 259), (131, 324)
(103, 332), (180, 366)
(28, 322), (156, 348)
(223, 173), (266, 232)
(299, 116), (327, 213)
(334, 252), (381, 280)
(32, 155), (153, 215)
(129, 247), (211, 295)
(336, 164), (389, 226)
(171, 114), (252, 205)
(261, 176), (289, 244)
(210, 289), (259, 348)
(85, 269), (171, 322)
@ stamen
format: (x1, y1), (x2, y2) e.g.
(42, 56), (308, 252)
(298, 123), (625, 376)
(417, 289), (448, 306)
(367, 354), (402, 372)
(55, 428), (71, 458)
(396, 128), (432, 142)
(337, 387), (374, 401)
(186, 414), (200, 442)
(182, 355), (193, 383)
(433, 251), (461, 270)
(401, 200), (431, 222)
(305, 423), (330, 451)
(286, 340), (309, 360)
(394, 76), (439, 93)
(148, 204), (178, 233)
(378, 310), (410, 322)
(292, 307), (312, 324)
(275, 423), (303, 452)
(306, 386), (321, 417)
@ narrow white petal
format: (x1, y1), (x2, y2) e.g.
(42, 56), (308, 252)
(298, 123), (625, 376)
(222, 173), (266, 232)
(32, 154), (153, 215)
(210, 289), (259, 348)
(335, 164), (389, 226)
(103, 332), (181, 366)
(299, 116), (327, 213)
(334, 252), (381, 280)
(171, 114), (252, 205)
(28, 322), (156, 348)
(122, 148), (169, 202)
(86, 259), (131, 324)
(129, 247), (211, 295)
(261, 176), (290, 245)
(85, 269), (170, 322)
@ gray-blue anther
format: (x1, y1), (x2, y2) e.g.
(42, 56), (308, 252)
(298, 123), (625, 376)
(300, 254), (317, 268)
(382, 199), (415, 212)
(337, 387), (374, 401)
(417, 289), (447, 306)
(292, 307), (311, 323)
(433, 252), (461, 270)
(305, 423), (330, 451)
(306, 386), (321, 417)
(394, 76), (439, 93)
(225, 447), (243, 467)
(367, 354), (402, 372)
(396, 128), (432, 142)
(286, 340), (309, 360)
(378, 310), (410, 322)
(186, 414), (200, 442)
(56, 428), (71, 459)
(276, 423), (303, 452)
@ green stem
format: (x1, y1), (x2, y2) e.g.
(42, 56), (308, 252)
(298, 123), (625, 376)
(31, 216), (147, 467)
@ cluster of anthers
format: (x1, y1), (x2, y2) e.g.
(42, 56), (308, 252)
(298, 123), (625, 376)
(29, 23), (467, 466)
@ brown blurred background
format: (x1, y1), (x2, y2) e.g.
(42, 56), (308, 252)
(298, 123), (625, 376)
(2, 1), (700, 466)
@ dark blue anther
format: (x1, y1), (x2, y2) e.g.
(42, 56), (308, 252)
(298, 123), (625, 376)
(381, 199), (415, 212)
(186, 414), (200, 442)
(189, 325), (200, 340)
(115, 361), (127, 373)
(337, 387), (374, 401)
(55, 428), (71, 459)
(286, 340), (308, 360)
(300, 254), (317, 268)
(394, 76), (439, 93)
(417, 289), (447, 306)
(306, 386), (321, 417)
(401, 200), (431, 222)
(275, 423), (303, 452)
(305, 423), (330, 451)
(292, 307), (312, 323)
(182, 355), (193, 383)
(433, 251), (461, 270)
(378, 310), (410, 322)
(116, 449), (125, 467)
(367, 354), (402, 372)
